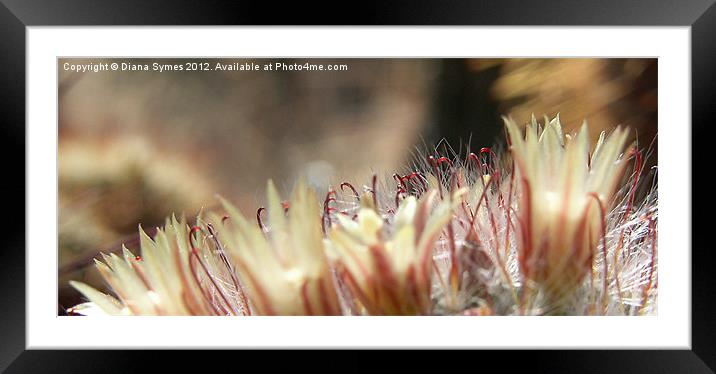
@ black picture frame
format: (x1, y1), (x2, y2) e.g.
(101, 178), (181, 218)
(1, 1), (713, 372)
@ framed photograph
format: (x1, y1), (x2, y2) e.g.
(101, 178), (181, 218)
(3, 0), (712, 372)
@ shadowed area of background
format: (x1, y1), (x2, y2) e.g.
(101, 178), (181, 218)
(58, 58), (657, 312)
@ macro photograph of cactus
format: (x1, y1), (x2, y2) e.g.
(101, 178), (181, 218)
(58, 58), (658, 317)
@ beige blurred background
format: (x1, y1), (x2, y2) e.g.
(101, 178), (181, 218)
(58, 58), (657, 312)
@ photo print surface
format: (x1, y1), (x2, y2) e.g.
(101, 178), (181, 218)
(58, 58), (658, 316)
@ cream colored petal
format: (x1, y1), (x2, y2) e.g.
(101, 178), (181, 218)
(559, 121), (590, 196)
(70, 281), (127, 315)
(392, 224), (416, 273)
(266, 179), (287, 236)
(588, 127), (630, 197)
(416, 198), (453, 259)
(354, 209), (383, 245)
(66, 302), (116, 317)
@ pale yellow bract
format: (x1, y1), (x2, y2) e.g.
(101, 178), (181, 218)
(505, 115), (631, 308)
(69, 115), (656, 316)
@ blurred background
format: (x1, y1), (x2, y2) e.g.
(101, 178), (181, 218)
(58, 58), (657, 313)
